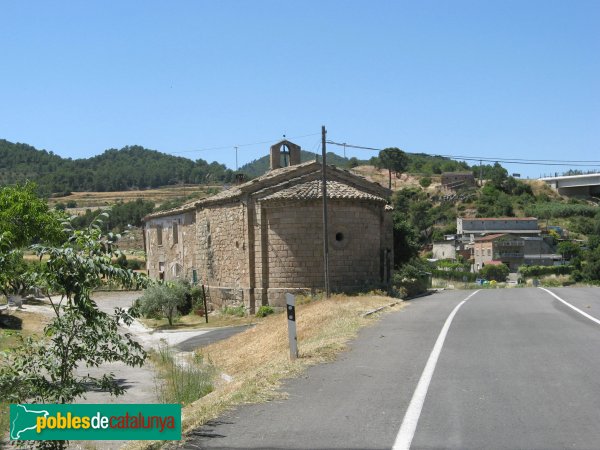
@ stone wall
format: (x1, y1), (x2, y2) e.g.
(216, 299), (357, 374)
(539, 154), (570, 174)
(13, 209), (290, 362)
(256, 199), (391, 306)
(145, 211), (196, 280)
(144, 192), (394, 311)
(195, 202), (249, 308)
(433, 241), (457, 260)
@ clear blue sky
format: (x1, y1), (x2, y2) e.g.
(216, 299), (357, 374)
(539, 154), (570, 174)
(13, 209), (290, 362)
(1, 1), (598, 178)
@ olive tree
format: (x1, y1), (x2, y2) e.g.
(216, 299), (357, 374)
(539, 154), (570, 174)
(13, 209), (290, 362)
(137, 280), (191, 326)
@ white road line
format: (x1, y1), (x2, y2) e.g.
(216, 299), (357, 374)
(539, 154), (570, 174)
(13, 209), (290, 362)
(539, 287), (600, 326)
(392, 290), (480, 450)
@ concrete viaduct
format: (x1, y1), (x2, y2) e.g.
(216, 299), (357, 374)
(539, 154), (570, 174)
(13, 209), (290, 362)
(540, 173), (600, 197)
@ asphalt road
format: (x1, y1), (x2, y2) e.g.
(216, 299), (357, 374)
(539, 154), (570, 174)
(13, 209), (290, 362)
(177, 287), (600, 450)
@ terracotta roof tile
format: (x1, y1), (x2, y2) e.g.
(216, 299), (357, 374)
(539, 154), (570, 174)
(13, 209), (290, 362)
(474, 233), (508, 242)
(260, 180), (387, 203)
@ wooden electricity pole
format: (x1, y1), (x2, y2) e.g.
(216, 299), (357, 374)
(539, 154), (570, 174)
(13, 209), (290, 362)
(321, 125), (330, 298)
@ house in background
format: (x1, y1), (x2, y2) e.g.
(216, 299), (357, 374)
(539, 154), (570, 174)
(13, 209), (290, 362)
(457, 217), (540, 239)
(434, 217), (561, 272)
(143, 140), (394, 311)
(472, 234), (558, 272)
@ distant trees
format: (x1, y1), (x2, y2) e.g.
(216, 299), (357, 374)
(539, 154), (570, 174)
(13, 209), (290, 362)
(0, 140), (236, 195)
(72, 198), (155, 232)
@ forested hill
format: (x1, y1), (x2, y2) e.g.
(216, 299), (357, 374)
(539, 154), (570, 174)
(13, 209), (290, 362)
(0, 139), (234, 195)
(1, 138), (475, 195)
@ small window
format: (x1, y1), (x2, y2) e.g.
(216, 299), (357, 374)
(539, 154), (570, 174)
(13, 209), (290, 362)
(173, 222), (179, 244)
(157, 225), (163, 246)
(331, 227), (349, 250)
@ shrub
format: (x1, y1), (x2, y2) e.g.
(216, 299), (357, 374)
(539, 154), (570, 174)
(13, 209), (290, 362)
(524, 203), (598, 219)
(127, 258), (144, 270)
(138, 280), (191, 326)
(518, 265), (573, 277)
(256, 305), (274, 318)
(431, 268), (477, 282)
(419, 177), (432, 188)
(222, 305), (245, 317)
(393, 258), (432, 298)
(480, 263), (510, 282)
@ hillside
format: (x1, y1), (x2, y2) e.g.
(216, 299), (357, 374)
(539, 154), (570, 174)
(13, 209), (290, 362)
(0, 139), (234, 195)
(1, 138), (481, 195)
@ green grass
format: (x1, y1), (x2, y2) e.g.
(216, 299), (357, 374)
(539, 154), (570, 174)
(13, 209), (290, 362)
(140, 311), (255, 330)
(151, 343), (215, 406)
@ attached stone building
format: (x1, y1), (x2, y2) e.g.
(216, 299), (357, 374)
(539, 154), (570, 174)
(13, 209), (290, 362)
(143, 140), (393, 310)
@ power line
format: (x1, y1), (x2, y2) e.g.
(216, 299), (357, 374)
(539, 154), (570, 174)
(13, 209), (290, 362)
(326, 140), (600, 167)
(170, 132), (320, 154)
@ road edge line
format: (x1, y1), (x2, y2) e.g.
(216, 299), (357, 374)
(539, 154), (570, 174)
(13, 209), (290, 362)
(539, 287), (600, 326)
(392, 289), (480, 450)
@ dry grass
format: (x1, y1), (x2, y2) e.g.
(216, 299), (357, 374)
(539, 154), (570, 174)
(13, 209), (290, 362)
(0, 310), (50, 441)
(525, 179), (563, 200)
(351, 165), (428, 191)
(46, 185), (221, 208)
(122, 293), (402, 450)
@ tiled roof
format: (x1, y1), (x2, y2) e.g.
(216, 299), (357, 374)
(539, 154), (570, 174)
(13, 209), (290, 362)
(144, 159), (391, 220)
(475, 233), (508, 242)
(260, 180), (387, 203)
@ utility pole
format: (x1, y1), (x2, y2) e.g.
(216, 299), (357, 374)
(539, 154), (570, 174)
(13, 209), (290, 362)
(343, 142), (346, 159)
(321, 125), (330, 298)
(235, 146), (238, 171)
(479, 160), (483, 187)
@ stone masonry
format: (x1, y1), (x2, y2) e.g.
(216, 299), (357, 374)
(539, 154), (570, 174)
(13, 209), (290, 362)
(144, 140), (394, 311)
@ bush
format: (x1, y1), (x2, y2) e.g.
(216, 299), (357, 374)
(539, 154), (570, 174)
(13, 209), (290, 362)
(419, 177), (432, 188)
(222, 305), (245, 317)
(393, 258), (432, 298)
(480, 263), (510, 282)
(256, 305), (274, 318)
(431, 268), (477, 282)
(524, 203), (598, 219)
(138, 280), (191, 326)
(519, 265), (573, 277)
(127, 258), (144, 270)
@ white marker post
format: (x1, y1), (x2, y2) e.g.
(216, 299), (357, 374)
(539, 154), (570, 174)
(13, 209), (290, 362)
(286, 293), (298, 360)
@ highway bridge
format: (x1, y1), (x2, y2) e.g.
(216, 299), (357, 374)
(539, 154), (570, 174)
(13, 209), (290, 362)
(540, 173), (600, 197)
